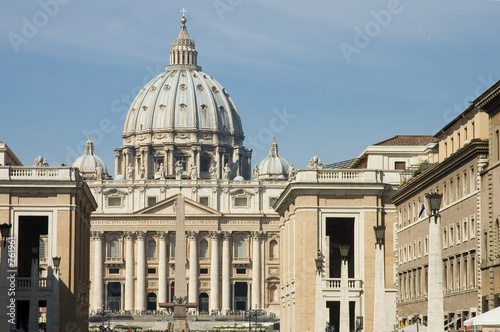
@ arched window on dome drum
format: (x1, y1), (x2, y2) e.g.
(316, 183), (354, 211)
(109, 239), (120, 258)
(199, 239), (208, 258)
(147, 239), (156, 258)
(235, 238), (246, 258)
(200, 105), (209, 128)
(178, 104), (188, 127)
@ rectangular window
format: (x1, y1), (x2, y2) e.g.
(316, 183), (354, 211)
(463, 218), (468, 242)
(413, 241), (417, 260)
(463, 171), (468, 196)
(147, 196), (157, 207)
(443, 227), (448, 249)
(457, 175), (460, 199)
(470, 215), (476, 239)
(395, 161), (406, 170)
(418, 238), (422, 258)
(403, 245), (407, 263)
(449, 224), (454, 246)
(470, 167), (475, 191)
(109, 268), (120, 274)
(424, 236), (428, 256)
(199, 196), (209, 206)
(148, 268), (157, 274)
(200, 268), (208, 274)
(108, 197), (122, 207)
(496, 129), (500, 161)
(234, 197), (248, 207)
(456, 222), (461, 244)
(236, 268), (246, 275)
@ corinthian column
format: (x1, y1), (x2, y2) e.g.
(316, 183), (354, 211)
(221, 232), (232, 314)
(188, 231), (199, 308)
(158, 231), (168, 307)
(251, 231), (262, 309)
(124, 231), (135, 311)
(136, 231), (147, 311)
(91, 231), (104, 311)
(210, 231), (221, 312)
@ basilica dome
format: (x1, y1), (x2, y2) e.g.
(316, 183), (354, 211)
(114, 16), (252, 181)
(122, 17), (243, 143)
(257, 139), (290, 180)
(73, 138), (109, 180)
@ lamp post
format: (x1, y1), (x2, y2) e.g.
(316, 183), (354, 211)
(339, 245), (350, 332)
(29, 243), (40, 332)
(47, 256), (61, 331)
(0, 223), (12, 332)
(425, 192), (444, 331)
(373, 225), (386, 332)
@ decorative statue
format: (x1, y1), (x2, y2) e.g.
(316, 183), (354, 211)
(223, 163), (231, 180)
(175, 160), (184, 180)
(140, 165), (146, 179)
(287, 164), (296, 180)
(127, 163), (134, 179)
(189, 163), (198, 180)
(307, 156), (324, 170)
(33, 156), (48, 167)
(253, 165), (260, 179)
(159, 163), (166, 179)
(95, 164), (103, 180)
(209, 161), (217, 179)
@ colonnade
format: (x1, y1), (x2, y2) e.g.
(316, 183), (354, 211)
(90, 230), (264, 313)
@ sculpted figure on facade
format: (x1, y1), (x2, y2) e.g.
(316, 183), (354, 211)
(209, 161), (217, 179)
(140, 165), (146, 179)
(96, 164), (103, 180)
(127, 163), (134, 179)
(307, 156), (324, 169)
(223, 163), (231, 180)
(175, 160), (184, 180)
(189, 163), (198, 180)
(287, 164), (296, 180)
(33, 155), (49, 167)
(253, 165), (259, 179)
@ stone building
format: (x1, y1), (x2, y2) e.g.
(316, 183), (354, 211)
(0, 142), (97, 331)
(392, 83), (496, 329)
(274, 136), (435, 332)
(478, 81), (500, 311)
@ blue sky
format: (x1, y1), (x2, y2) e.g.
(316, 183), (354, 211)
(1, 0), (500, 174)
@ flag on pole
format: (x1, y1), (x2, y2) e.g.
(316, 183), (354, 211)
(418, 203), (425, 218)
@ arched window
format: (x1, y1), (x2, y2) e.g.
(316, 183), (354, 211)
(148, 239), (156, 258)
(199, 239), (208, 258)
(109, 239), (120, 258)
(236, 238), (246, 258)
(269, 240), (278, 259)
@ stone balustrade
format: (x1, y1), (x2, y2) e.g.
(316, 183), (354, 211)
(0, 167), (81, 181)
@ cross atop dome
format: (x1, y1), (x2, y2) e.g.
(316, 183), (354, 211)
(169, 9), (199, 69)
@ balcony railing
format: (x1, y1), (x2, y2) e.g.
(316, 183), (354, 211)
(105, 257), (124, 265)
(0, 167), (80, 181)
(16, 277), (52, 289)
(232, 257), (251, 265)
(323, 278), (363, 290)
(294, 169), (402, 185)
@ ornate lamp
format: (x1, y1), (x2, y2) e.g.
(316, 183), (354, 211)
(373, 225), (386, 245)
(339, 245), (350, 260)
(0, 223), (11, 245)
(53, 256), (61, 273)
(425, 192), (442, 219)
(31, 243), (39, 260)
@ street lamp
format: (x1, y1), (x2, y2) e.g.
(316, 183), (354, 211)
(31, 243), (39, 260)
(425, 192), (442, 218)
(315, 250), (323, 273)
(373, 225), (385, 246)
(52, 256), (61, 274)
(425, 191), (444, 331)
(0, 223), (11, 247)
(339, 245), (349, 260)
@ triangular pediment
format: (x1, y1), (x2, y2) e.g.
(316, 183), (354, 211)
(135, 194), (222, 217)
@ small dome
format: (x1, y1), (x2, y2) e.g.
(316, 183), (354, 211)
(115, 174), (125, 180)
(257, 139), (290, 180)
(73, 138), (109, 180)
(233, 175), (245, 181)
